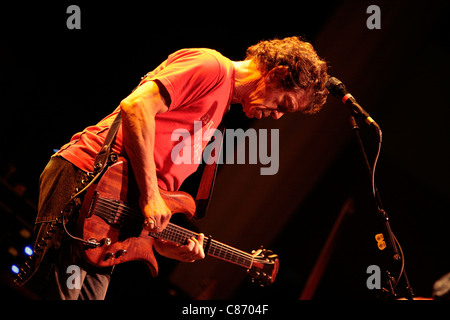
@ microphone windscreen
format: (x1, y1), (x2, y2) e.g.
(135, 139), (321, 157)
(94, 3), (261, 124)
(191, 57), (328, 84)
(325, 77), (348, 98)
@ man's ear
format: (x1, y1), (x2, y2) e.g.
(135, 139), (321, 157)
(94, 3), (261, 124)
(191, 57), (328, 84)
(265, 65), (289, 84)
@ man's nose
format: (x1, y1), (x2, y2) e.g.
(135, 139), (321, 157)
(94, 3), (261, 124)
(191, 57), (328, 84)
(271, 111), (284, 119)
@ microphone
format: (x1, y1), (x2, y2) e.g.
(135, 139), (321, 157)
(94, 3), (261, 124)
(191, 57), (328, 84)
(326, 77), (379, 128)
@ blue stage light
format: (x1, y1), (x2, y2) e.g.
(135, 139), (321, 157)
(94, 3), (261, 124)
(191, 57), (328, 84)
(24, 246), (33, 256)
(11, 265), (20, 274)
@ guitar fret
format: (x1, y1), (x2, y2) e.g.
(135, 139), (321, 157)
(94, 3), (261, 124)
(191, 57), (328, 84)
(208, 240), (253, 268)
(150, 224), (253, 268)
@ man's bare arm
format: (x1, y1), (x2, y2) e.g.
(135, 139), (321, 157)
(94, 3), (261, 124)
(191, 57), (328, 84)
(120, 80), (171, 231)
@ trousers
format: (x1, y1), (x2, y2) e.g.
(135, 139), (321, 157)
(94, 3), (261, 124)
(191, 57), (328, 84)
(26, 156), (113, 300)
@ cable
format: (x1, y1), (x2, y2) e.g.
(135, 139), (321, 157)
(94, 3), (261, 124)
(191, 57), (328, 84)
(370, 126), (409, 297)
(392, 234), (405, 289)
(61, 170), (103, 248)
(371, 127), (382, 201)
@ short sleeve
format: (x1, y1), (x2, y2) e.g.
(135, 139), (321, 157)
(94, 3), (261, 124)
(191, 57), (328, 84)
(148, 49), (222, 110)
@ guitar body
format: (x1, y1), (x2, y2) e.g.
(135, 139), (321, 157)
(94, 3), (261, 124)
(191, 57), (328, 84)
(77, 158), (196, 277)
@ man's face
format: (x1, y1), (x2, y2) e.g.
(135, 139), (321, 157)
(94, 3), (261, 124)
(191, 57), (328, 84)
(241, 77), (309, 120)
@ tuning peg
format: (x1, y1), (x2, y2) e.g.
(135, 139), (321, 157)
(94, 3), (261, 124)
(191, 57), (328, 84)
(251, 249), (262, 257)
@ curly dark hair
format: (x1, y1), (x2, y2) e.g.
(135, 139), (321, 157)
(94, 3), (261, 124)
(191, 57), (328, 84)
(246, 36), (329, 114)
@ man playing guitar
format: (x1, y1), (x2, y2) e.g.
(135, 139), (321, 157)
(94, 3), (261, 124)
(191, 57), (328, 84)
(19, 37), (329, 299)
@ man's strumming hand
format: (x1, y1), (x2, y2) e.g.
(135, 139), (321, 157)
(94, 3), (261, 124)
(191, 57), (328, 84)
(141, 192), (172, 232)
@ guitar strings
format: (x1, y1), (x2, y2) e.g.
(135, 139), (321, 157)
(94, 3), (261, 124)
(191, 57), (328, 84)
(108, 200), (263, 266)
(93, 208), (262, 268)
(94, 202), (197, 249)
(92, 197), (267, 266)
(95, 198), (262, 266)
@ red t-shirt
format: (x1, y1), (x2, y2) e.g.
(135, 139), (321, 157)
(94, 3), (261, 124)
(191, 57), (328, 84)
(56, 48), (235, 191)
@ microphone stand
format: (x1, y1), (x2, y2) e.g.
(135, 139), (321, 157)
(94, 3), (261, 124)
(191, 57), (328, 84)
(349, 115), (414, 300)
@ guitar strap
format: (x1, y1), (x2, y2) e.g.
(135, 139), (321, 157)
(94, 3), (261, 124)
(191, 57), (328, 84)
(194, 121), (225, 219)
(93, 111), (122, 173)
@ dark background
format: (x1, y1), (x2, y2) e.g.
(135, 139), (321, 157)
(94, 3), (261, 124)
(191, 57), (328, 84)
(1, 0), (449, 301)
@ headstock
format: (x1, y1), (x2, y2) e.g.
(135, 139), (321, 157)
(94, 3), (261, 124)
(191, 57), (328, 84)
(247, 248), (279, 286)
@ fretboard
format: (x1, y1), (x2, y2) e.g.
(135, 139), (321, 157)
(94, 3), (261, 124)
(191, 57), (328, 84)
(150, 223), (255, 268)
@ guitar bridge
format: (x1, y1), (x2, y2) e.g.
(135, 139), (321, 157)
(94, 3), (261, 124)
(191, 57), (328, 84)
(86, 191), (99, 218)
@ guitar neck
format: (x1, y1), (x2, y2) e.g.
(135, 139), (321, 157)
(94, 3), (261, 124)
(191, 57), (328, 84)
(151, 223), (254, 269)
